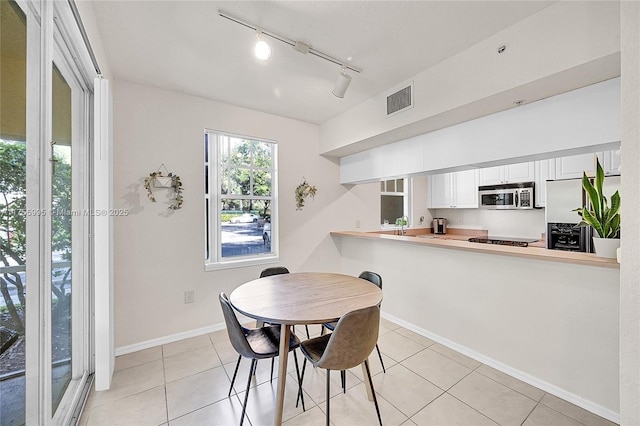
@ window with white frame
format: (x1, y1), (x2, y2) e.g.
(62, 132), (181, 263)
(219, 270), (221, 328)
(205, 131), (278, 269)
(380, 178), (410, 226)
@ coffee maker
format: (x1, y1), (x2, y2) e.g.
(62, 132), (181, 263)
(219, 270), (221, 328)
(432, 218), (447, 234)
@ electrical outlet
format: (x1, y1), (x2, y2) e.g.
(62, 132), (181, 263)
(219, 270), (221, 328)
(184, 290), (195, 304)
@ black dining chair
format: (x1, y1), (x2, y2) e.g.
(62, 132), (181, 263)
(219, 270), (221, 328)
(219, 293), (305, 425)
(260, 267), (311, 339)
(322, 271), (386, 391)
(298, 305), (383, 426)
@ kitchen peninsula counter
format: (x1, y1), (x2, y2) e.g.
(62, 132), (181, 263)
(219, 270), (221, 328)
(331, 229), (619, 269)
(332, 228), (620, 419)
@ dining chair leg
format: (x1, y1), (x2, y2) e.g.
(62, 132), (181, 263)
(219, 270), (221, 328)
(340, 370), (346, 393)
(229, 355), (242, 396)
(325, 369), (331, 426)
(240, 359), (257, 426)
(292, 350), (305, 411)
(296, 358), (307, 408)
(363, 359), (382, 426)
(375, 343), (386, 373)
(305, 325), (310, 339)
(270, 358), (275, 383)
(320, 325), (326, 336)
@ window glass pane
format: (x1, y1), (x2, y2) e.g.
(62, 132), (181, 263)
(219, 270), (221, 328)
(221, 200), (269, 258)
(254, 171), (271, 196)
(381, 195), (404, 225)
(229, 137), (251, 167)
(210, 132), (275, 263)
(252, 141), (272, 169)
(220, 166), (229, 195)
(51, 63), (72, 414)
(380, 181), (385, 192)
(229, 168), (250, 196)
(396, 179), (404, 192)
(0, 2), (27, 424)
(386, 180), (395, 192)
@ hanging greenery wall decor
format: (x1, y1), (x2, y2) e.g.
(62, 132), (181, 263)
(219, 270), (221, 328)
(144, 167), (184, 210)
(295, 178), (317, 210)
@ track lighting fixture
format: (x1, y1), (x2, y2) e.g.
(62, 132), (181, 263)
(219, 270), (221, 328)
(219, 9), (362, 98)
(332, 67), (352, 98)
(254, 29), (271, 61)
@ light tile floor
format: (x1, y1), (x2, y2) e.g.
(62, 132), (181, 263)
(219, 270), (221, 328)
(79, 319), (618, 426)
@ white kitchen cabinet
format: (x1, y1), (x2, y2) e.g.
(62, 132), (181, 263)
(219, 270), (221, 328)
(428, 170), (478, 208)
(478, 166), (504, 186)
(534, 159), (556, 208)
(428, 173), (453, 208)
(555, 153), (603, 179)
(479, 162), (535, 185)
(602, 149), (621, 176)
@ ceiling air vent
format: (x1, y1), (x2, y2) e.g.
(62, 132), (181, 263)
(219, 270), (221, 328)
(386, 82), (414, 117)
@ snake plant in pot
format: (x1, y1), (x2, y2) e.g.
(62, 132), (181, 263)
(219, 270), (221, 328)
(574, 158), (620, 258)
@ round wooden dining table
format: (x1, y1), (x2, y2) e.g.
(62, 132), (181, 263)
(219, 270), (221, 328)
(230, 272), (383, 425)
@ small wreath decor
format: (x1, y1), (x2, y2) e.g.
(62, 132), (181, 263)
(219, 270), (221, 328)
(295, 179), (317, 210)
(144, 171), (184, 210)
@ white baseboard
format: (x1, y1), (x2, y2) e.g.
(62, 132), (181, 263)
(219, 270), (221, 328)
(381, 311), (620, 424)
(115, 322), (227, 356)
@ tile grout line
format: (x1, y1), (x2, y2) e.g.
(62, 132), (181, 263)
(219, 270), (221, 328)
(445, 390), (504, 426)
(161, 344), (170, 425)
(520, 399), (543, 426)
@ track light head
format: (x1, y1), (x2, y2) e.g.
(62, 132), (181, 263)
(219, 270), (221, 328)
(254, 30), (271, 61)
(332, 68), (352, 98)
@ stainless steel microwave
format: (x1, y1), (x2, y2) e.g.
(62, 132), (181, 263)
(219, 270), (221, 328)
(478, 182), (534, 209)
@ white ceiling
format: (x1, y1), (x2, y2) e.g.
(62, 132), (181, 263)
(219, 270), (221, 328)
(90, 1), (555, 124)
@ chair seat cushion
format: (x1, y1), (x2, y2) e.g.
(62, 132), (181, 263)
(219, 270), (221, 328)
(300, 334), (331, 366)
(245, 325), (301, 359)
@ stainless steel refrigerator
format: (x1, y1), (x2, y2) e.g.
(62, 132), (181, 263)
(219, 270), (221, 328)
(545, 176), (620, 252)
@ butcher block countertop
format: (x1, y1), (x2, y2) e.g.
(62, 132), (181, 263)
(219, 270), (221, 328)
(331, 228), (620, 269)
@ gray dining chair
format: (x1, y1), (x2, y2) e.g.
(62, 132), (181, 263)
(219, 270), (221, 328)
(298, 305), (383, 426)
(219, 293), (305, 425)
(322, 271), (386, 391)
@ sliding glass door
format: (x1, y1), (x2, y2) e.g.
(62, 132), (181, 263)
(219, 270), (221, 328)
(0, 1), (28, 423)
(1, 1), (93, 424)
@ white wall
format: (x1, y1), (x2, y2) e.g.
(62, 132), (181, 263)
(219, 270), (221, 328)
(619, 2), (640, 423)
(435, 209), (545, 240)
(111, 80), (380, 349)
(320, 1), (620, 157)
(335, 235), (620, 421)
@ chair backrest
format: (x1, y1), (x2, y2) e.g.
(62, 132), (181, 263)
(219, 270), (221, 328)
(358, 271), (382, 289)
(260, 266), (290, 278)
(219, 292), (256, 358)
(315, 305), (380, 371)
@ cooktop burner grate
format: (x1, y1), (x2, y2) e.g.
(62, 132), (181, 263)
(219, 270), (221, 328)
(467, 237), (536, 247)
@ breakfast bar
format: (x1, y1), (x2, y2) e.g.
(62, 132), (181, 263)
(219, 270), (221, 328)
(331, 229), (620, 420)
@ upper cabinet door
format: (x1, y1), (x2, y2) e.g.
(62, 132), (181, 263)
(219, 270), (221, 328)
(555, 153), (602, 179)
(453, 170), (479, 208)
(601, 150), (621, 176)
(504, 162), (535, 183)
(428, 173), (453, 208)
(478, 166), (504, 185)
(534, 159), (556, 208)
(479, 162), (534, 185)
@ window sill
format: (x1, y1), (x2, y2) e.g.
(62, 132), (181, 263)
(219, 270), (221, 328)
(205, 254), (279, 271)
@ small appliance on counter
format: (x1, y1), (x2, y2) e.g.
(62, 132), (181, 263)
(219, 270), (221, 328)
(432, 218), (447, 234)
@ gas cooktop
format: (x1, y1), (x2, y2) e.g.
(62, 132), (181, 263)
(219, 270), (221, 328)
(467, 237), (539, 247)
